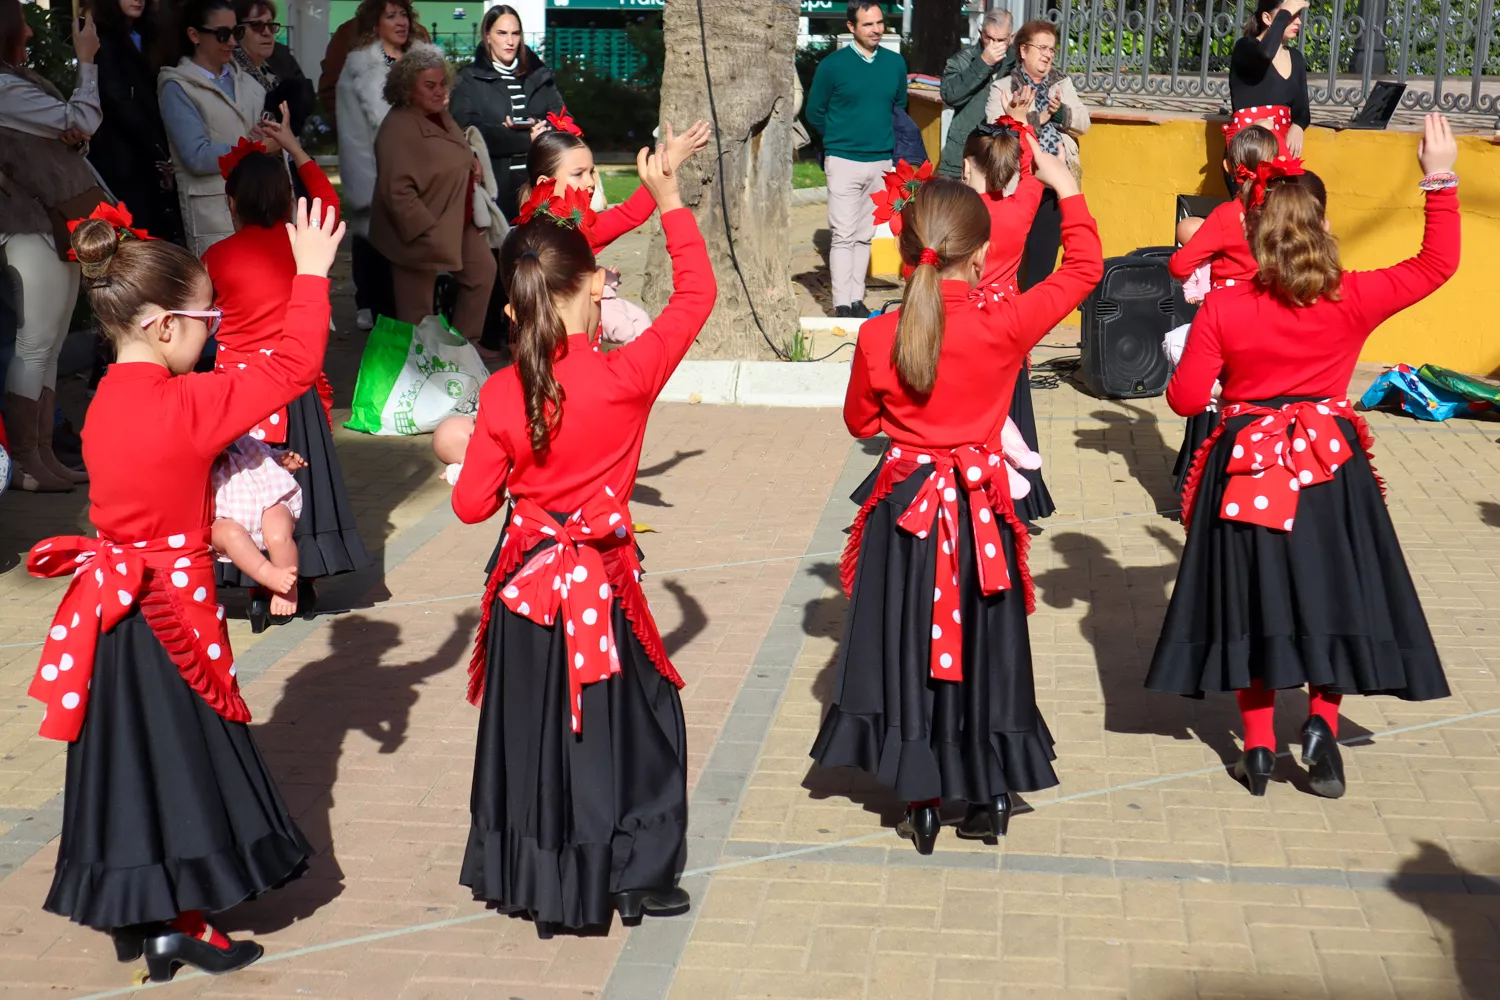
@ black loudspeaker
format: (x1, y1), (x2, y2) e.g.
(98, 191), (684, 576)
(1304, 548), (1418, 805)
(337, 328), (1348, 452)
(1133, 244), (1198, 327)
(1078, 253), (1176, 399)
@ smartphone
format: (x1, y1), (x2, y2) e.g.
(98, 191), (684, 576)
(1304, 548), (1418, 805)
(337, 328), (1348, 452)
(510, 117), (536, 128)
(260, 108), (281, 125)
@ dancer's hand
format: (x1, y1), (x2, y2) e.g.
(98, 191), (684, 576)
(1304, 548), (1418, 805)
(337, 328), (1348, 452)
(1418, 112), (1457, 176)
(260, 105), (309, 164)
(287, 197), (346, 277)
(1026, 134), (1078, 198)
(1009, 84), (1036, 117)
(664, 119), (711, 173)
(638, 135), (683, 213)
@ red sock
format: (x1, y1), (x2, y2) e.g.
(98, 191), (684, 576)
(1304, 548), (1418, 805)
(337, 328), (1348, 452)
(1307, 687), (1342, 736)
(170, 911), (230, 949)
(1236, 680), (1277, 751)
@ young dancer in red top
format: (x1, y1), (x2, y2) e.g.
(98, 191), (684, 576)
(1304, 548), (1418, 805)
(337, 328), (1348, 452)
(1147, 114), (1461, 799)
(1165, 125), (1280, 498)
(452, 143), (716, 934)
(956, 117), (1055, 527)
(29, 198), (343, 982)
(812, 139), (1103, 854)
(202, 113), (371, 628)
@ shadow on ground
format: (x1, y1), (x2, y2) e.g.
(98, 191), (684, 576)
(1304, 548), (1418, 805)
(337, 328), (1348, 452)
(1072, 403), (1182, 518)
(1391, 841), (1500, 1000)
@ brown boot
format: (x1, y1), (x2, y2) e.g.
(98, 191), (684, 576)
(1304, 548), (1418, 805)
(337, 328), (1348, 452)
(35, 387), (87, 485)
(3, 392), (73, 492)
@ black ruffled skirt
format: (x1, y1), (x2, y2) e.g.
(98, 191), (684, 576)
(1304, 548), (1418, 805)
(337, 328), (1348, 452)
(216, 387), (371, 589)
(811, 458), (1059, 804)
(1172, 410), (1220, 497)
(1147, 403), (1449, 700)
(1009, 363), (1056, 524)
(459, 540), (688, 930)
(44, 612), (311, 930)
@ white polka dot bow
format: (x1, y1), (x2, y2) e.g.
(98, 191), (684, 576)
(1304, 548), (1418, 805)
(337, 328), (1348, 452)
(1217, 399), (1357, 532)
(26, 528), (244, 741)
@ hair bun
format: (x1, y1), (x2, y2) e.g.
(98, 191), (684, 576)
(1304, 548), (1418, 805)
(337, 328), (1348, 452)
(71, 218), (121, 283)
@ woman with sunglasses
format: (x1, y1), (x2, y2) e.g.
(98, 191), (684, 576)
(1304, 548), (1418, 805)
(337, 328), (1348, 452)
(231, 0), (314, 137)
(158, 0), (270, 255)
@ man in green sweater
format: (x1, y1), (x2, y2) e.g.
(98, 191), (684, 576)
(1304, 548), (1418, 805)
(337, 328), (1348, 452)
(938, 9), (1017, 179)
(806, 1), (908, 319)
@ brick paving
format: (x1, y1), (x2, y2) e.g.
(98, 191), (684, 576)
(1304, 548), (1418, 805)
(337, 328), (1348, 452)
(1, 242), (1499, 999)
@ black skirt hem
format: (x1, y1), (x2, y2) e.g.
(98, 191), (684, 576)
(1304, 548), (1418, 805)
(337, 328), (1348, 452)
(1147, 633), (1450, 701)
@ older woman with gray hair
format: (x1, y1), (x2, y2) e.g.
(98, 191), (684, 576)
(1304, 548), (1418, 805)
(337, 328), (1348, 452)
(369, 41), (496, 345)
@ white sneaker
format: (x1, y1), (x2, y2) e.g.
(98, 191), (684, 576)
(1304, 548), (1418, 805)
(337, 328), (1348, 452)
(356, 308), (374, 331)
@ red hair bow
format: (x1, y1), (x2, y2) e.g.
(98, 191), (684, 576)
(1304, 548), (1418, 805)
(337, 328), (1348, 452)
(1248, 155), (1306, 208)
(217, 136), (268, 179)
(870, 158), (934, 236)
(546, 110), (583, 137)
(515, 179), (598, 241)
(65, 202), (153, 262)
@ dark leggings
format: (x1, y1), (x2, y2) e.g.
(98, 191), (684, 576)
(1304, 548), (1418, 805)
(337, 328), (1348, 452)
(1021, 188), (1063, 291)
(352, 236), (395, 319)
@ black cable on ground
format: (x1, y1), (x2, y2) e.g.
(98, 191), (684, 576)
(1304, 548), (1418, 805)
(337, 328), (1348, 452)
(694, 0), (792, 361)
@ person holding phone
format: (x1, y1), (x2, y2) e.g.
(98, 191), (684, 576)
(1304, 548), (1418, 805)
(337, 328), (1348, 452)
(157, 0), (269, 255)
(232, 0), (314, 137)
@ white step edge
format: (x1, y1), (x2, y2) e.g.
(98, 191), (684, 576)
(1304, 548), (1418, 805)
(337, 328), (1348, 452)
(660, 360), (851, 407)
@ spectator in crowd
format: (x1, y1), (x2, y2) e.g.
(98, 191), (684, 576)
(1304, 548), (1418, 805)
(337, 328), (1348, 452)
(157, 0), (267, 256)
(0, 5), (104, 491)
(369, 42), (496, 351)
(318, 2), (427, 131)
(985, 18), (1089, 290)
(90, 0), (182, 243)
(337, 0), (415, 331)
(938, 8), (1014, 179)
(806, 0), (907, 319)
(232, 0), (314, 137)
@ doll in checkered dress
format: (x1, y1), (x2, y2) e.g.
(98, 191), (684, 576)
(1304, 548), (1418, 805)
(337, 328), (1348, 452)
(210, 435), (305, 615)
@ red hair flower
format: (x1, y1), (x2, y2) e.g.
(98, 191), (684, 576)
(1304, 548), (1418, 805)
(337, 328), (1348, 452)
(870, 159), (934, 236)
(65, 201), (153, 262)
(217, 136), (268, 180)
(546, 110), (583, 137)
(515, 179), (598, 242)
(1247, 155), (1307, 209)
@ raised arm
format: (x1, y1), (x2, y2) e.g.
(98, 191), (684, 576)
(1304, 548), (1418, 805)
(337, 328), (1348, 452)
(296, 159), (340, 213)
(0, 64), (103, 138)
(1168, 211), (1229, 281)
(1005, 194), (1103, 352)
(1348, 187), (1461, 332)
(451, 391), (514, 524)
(607, 208), (716, 401)
(590, 185), (658, 251)
(1253, 10), (1293, 60)
(940, 45), (994, 109)
(1165, 300), (1225, 416)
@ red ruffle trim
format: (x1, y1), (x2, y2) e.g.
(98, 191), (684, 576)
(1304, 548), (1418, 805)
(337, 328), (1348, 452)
(140, 577), (251, 724)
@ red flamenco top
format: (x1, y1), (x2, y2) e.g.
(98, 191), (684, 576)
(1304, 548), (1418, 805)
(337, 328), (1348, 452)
(979, 148), (1044, 296)
(28, 276), (332, 741)
(1168, 198), (1258, 292)
(1168, 188), (1460, 417)
(452, 208), (716, 727)
(202, 159), (340, 441)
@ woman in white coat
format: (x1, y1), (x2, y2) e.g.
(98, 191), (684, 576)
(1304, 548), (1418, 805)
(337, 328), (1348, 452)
(336, 0), (414, 331)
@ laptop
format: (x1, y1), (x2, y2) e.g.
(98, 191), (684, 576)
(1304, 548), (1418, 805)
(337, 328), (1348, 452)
(1343, 81), (1406, 130)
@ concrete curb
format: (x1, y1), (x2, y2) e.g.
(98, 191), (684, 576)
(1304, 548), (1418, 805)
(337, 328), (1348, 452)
(659, 360), (850, 407)
(791, 185), (828, 206)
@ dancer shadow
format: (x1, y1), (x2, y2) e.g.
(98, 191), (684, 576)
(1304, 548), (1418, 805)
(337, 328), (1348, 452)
(1391, 842), (1500, 998)
(1479, 501), (1500, 529)
(658, 578), (708, 657)
(220, 610), (476, 934)
(631, 448), (705, 509)
(1072, 404), (1182, 518)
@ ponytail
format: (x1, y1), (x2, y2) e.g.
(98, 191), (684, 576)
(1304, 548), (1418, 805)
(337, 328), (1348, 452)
(498, 219), (597, 457)
(1247, 170), (1342, 307)
(961, 128), (1022, 195)
(891, 178), (991, 395)
(1225, 125), (1279, 207)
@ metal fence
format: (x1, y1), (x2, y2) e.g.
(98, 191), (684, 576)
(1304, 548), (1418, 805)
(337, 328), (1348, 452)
(1022, 0), (1500, 117)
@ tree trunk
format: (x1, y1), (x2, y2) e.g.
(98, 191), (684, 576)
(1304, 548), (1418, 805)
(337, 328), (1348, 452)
(908, 0), (966, 76)
(642, 0), (799, 361)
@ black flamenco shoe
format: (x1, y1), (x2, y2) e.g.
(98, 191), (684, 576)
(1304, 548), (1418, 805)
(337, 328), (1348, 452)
(955, 793), (1013, 842)
(1301, 716), (1347, 800)
(614, 886), (691, 924)
(297, 577), (317, 621)
(1233, 747), (1276, 797)
(247, 590), (271, 634)
(532, 916), (556, 940)
(143, 929), (263, 982)
(896, 804), (941, 855)
(111, 925), (151, 962)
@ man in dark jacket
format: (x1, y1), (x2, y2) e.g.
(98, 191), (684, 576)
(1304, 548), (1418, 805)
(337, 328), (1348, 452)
(938, 9), (1015, 179)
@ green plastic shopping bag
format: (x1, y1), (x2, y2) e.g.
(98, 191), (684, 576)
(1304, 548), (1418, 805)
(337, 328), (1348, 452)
(345, 314), (488, 435)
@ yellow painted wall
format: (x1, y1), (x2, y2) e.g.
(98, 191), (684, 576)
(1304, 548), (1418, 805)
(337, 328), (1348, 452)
(870, 116), (1500, 374)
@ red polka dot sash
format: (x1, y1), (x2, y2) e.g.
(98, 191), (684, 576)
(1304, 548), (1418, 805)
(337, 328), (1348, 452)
(1224, 105), (1293, 151)
(215, 345), (288, 444)
(841, 445), (1036, 685)
(466, 492), (682, 729)
(26, 529), (246, 742)
(1216, 400), (1358, 530)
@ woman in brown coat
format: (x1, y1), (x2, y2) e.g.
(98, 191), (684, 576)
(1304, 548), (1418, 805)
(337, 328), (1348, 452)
(369, 42), (496, 346)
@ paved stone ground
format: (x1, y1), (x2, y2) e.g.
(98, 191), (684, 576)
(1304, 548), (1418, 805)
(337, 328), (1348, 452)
(3, 238), (1500, 998)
